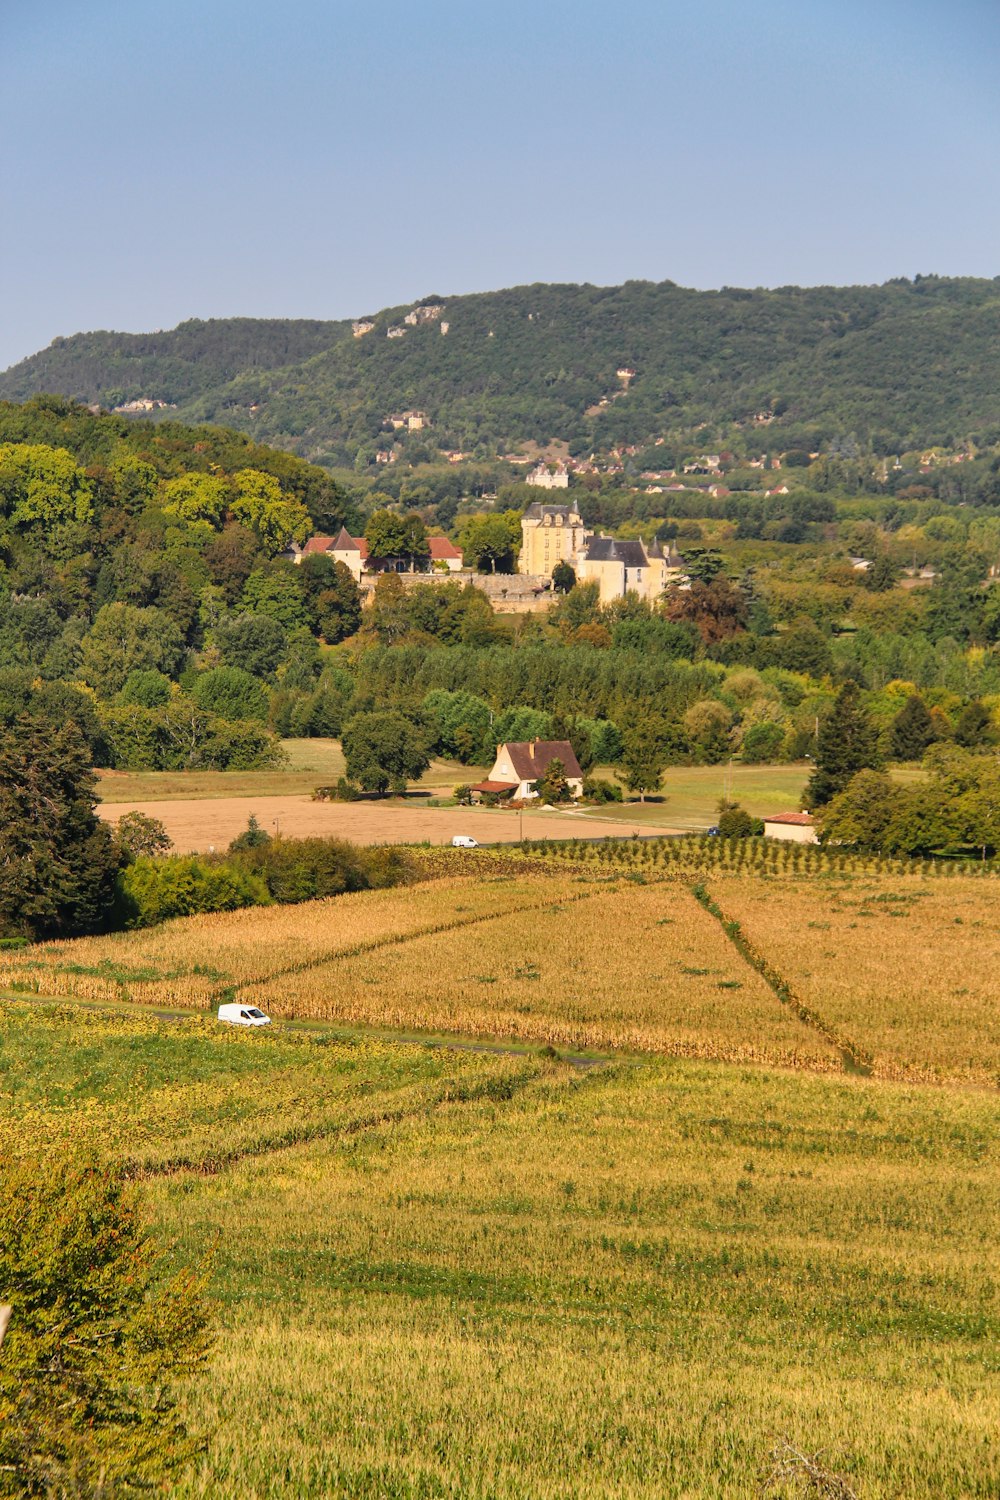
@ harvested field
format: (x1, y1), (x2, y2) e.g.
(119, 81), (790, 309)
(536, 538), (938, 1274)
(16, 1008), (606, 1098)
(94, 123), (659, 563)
(710, 873), (1000, 1085)
(98, 795), (654, 850)
(241, 882), (839, 1065)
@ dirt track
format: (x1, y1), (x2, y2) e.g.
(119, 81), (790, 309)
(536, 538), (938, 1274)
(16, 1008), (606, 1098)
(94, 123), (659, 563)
(99, 795), (660, 852)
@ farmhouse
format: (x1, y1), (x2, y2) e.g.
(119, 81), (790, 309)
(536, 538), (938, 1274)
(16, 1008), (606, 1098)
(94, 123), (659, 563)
(472, 740), (584, 802)
(763, 812), (818, 844)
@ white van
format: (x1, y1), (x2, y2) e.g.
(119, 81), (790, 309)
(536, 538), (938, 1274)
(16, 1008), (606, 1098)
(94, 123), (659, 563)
(218, 1003), (271, 1027)
(451, 835), (479, 848)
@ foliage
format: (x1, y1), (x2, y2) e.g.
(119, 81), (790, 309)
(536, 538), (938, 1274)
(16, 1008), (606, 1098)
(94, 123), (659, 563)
(115, 855), (270, 928)
(192, 665), (270, 723)
(531, 757), (573, 803)
(806, 681), (881, 807)
(228, 813), (272, 852)
(114, 810), (173, 859)
(341, 710), (431, 795)
(0, 1154), (210, 1497)
(0, 715), (122, 940)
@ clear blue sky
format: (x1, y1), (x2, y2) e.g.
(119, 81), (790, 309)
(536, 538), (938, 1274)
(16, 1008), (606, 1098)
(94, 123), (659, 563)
(1, 0), (998, 370)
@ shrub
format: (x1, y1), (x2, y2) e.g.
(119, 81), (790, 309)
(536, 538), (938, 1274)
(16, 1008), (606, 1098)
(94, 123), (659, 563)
(114, 856), (270, 928)
(0, 1153), (210, 1496)
(582, 775), (624, 803)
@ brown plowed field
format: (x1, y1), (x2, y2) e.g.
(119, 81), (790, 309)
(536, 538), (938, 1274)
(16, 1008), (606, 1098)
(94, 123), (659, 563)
(99, 795), (663, 851)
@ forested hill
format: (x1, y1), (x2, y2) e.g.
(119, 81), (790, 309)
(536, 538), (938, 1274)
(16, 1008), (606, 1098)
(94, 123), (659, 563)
(4, 276), (1000, 465)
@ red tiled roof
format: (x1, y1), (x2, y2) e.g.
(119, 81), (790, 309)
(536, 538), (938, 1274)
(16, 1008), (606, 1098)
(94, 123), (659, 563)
(764, 812), (815, 826)
(428, 536), (463, 560)
(302, 535), (336, 555)
(469, 780), (518, 794)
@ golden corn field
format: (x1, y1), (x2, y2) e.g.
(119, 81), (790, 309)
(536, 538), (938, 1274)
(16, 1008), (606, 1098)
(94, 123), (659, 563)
(3, 858), (1000, 1083)
(241, 881), (841, 1068)
(710, 873), (1000, 1086)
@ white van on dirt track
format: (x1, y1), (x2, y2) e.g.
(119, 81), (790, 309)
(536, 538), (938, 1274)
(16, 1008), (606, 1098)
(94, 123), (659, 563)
(451, 835), (479, 848)
(218, 1003), (271, 1027)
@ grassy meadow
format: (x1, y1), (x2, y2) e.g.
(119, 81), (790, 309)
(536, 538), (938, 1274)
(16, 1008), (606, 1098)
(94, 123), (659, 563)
(3, 997), (997, 1498)
(95, 738), (471, 804)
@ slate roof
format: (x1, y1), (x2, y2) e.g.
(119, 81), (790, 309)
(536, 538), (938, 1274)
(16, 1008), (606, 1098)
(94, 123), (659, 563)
(522, 502), (582, 522)
(583, 537), (649, 568)
(499, 739), (583, 782)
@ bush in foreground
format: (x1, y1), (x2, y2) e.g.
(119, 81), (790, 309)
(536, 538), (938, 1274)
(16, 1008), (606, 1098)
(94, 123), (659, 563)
(0, 1154), (210, 1497)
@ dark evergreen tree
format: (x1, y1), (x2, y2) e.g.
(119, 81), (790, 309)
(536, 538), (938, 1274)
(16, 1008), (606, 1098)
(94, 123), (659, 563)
(954, 699), (997, 748)
(0, 715), (122, 939)
(865, 553), (898, 591)
(806, 681), (881, 807)
(889, 694), (935, 760)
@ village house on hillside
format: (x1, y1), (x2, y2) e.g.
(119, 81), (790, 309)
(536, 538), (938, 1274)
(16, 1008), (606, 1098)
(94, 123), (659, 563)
(471, 740), (584, 802)
(526, 462), (570, 489)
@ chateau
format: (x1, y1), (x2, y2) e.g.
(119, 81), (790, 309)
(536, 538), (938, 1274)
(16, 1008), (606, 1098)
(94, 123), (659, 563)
(519, 502), (685, 604)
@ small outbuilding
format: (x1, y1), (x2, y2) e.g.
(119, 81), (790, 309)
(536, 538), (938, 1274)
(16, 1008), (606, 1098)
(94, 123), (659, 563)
(763, 812), (818, 844)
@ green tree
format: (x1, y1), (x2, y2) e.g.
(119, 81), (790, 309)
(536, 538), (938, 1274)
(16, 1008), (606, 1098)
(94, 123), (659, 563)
(118, 668), (173, 708)
(228, 812), (273, 852)
(865, 553), (898, 592)
(114, 810), (173, 858)
(806, 681), (881, 807)
(365, 510), (429, 570)
(240, 565), (309, 630)
(191, 666), (270, 723)
(888, 694), (935, 760)
(817, 769), (900, 850)
(230, 469), (311, 556)
(532, 757), (572, 803)
(619, 724), (669, 801)
(717, 800), (755, 838)
(459, 513), (517, 573)
(0, 1153), (210, 1497)
(160, 472), (229, 526)
(954, 699), (997, 749)
(300, 553), (362, 642)
(215, 612), (289, 680)
(0, 715), (122, 939)
(0, 442), (94, 529)
(551, 559), (576, 592)
(79, 604), (185, 698)
(741, 721), (785, 763)
(341, 711), (430, 795)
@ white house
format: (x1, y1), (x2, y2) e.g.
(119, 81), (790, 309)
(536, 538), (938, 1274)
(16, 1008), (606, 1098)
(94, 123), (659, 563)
(473, 740), (584, 801)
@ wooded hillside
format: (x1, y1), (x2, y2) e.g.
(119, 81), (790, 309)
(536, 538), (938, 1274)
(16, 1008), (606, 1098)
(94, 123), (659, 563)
(4, 277), (1000, 465)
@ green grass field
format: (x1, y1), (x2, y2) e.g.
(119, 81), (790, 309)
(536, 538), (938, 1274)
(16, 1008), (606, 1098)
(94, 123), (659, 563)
(582, 762), (811, 829)
(96, 739), (471, 803)
(6, 995), (997, 1499)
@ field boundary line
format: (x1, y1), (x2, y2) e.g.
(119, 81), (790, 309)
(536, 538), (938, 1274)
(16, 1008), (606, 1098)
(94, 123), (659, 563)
(122, 1064), (541, 1180)
(221, 884), (611, 1001)
(690, 881), (874, 1074)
